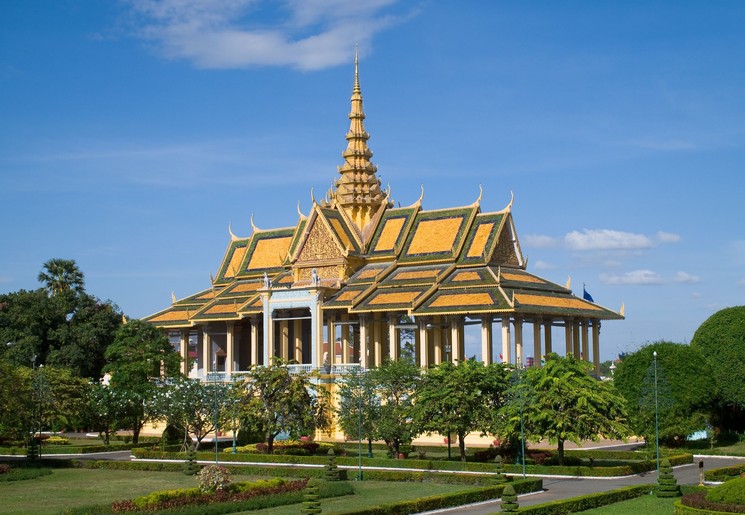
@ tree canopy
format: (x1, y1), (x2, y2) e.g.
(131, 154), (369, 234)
(238, 359), (330, 454)
(614, 341), (713, 445)
(498, 354), (631, 464)
(691, 306), (745, 432)
(38, 258), (85, 295)
(415, 359), (510, 461)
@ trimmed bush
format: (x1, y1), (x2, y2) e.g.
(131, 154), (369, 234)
(301, 479), (322, 514)
(707, 476), (745, 505)
(656, 458), (682, 498)
(197, 465), (231, 492)
(519, 484), (653, 514)
(500, 484), (518, 512)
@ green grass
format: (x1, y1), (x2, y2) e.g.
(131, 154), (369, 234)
(234, 480), (477, 514)
(580, 492), (678, 514)
(681, 440), (745, 456)
(0, 468), (262, 515)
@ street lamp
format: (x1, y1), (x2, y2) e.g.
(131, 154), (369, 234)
(653, 350), (660, 474)
(210, 360), (220, 465)
(7, 342), (43, 460)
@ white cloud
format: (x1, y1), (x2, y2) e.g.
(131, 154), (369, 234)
(524, 234), (559, 249)
(674, 271), (701, 284)
(124, 0), (406, 70)
(600, 269), (663, 285)
(656, 231), (681, 243)
(565, 229), (654, 251)
(532, 260), (556, 271)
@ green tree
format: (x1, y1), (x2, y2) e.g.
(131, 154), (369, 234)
(368, 357), (421, 457)
(103, 319), (182, 443)
(84, 381), (122, 445)
(0, 359), (32, 441)
(415, 359), (510, 461)
(238, 359), (330, 454)
(154, 377), (231, 451)
(614, 342), (713, 446)
(498, 354), (631, 464)
(38, 258), (85, 295)
(336, 367), (380, 457)
(1, 289), (64, 368)
(691, 306), (745, 432)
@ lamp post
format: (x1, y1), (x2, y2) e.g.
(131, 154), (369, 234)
(357, 375), (363, 481)
(6, 342), (42, 460)
(653, 350), (660, 474)
(231, 387), (237, 454)
(210, 360), (220, 465)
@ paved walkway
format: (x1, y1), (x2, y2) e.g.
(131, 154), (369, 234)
(423, 456), (745, 515)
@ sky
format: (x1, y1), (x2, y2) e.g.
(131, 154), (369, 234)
(1, 1), (744, 362)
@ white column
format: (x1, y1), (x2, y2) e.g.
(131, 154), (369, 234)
(250, 316), (259, 366)
(564, 318), (573, 357)
(592, 320), (601, 376)
(451, 317), (462, 363)
(202, 329), (212, 374)
(573, 320), (581, 359)
(374, 320), (383, 367)
(226, 322), (235, 376)
(533, 320), (541, 368)
(544, 319), (553, 356)
(388, 315), (399, 362)
(262, 292), (273, 366)
(433, 325), (443, 364)
(581, 319), (590, 362)
(481, 317), (493, 365)
(359, 315), (369, 368)
(514, 318), (524, 367)
(180, 329), (189, 375)
(294, 319), (303, 363)
(419, 319), (429, 368)
(501, 318), (511, 363)
(341, 315), (350, 364)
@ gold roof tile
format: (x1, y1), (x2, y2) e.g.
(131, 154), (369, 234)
(407, 218), (463, 255)
(515, 293), (602, 311)
(246, 236), (292, 270)
(429, 292), (496, 308)
(373, 217), (406, 252)
(466, 222), (495, 258)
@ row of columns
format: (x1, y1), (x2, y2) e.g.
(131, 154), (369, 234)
(177, 314), (602, 377)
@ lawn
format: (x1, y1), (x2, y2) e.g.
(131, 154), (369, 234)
(235, 480), (477, 514)
(0, 468), (477, 515)
(0, 468), (262, 515)
(581, 493), (678, 514)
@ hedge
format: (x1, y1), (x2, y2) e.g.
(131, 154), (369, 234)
(335, 479), (542, 515)
(131, 449), (692, 478)
(517, 484), (653, 514)
(676, 490), (745, 514)
(705, 463), (745, 483)
(62, 479), (354, 515)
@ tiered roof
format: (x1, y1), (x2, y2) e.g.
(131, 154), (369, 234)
(144, 56), (622, 328)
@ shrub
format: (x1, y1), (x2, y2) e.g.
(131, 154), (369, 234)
(0, 464), (11, 474)
(706, 475), (745, 505)
(46, 436), (70, 445)
(681, 490), (745, 514)
(501, 484), (519, 512)
(656, 459), (681, 498)
(197, 465), (232, 492)
(301, 479), (322, 514)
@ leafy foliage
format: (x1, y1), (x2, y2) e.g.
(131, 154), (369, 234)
(103, 319), (182, 443)
(38, 258), (85, 295)
(497, 354), (631, 464)
(655, 458), (681, 497)
(335, 367), (379, 456)
(367, 357), (421, 457)
(197, 465), (231, 492)
(415, 359), (510, 461)
(614, 341), (713, 445)
(237, 358), (331, 454)
(691, 306), (745, 432)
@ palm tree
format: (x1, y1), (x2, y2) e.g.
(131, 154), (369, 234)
(38, 258), (85, 295)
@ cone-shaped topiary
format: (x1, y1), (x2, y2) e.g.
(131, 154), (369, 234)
(301, 479), (322, 514)
(655, 458), (681, 497)
(325, 449), (340, 481)
(182, 448), (201, 475)
(501, 484), (519, 513)
(493, 455), (507, 484)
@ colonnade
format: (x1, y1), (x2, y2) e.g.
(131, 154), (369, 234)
(174, 312), (602, 379)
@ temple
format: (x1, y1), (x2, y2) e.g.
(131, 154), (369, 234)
(144, 53), (623, 379)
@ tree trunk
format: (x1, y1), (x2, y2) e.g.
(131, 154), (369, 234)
(557, 439), (565, 465)
(132, 419), (142, 444)
(367, 439), (373, 458)
(267, 434), (275, 454)
(458, 431), (467, 462)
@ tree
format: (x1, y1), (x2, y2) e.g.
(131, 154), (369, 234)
(498, 354), (631, 464)
(367, 357), (421, 457)
(84, 381), (122, 445)
(154, 377), (231, 451)
(336, 367), (380, 457)
(238, 359), (330, 454)
(415, 359), (510, 461)
(691, 306), (745, 432)
(0, 359), (32, 441)
(103, 319), (182, 443)
(614, 341), (713, 446)
(38, 258), (85, 296)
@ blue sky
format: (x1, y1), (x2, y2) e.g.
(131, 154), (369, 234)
(1, 1), (743, 362)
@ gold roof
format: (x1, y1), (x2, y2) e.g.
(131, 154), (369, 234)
(144, 55), (623, 327)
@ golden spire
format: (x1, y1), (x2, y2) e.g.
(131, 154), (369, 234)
(330, 47), (384, 230)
